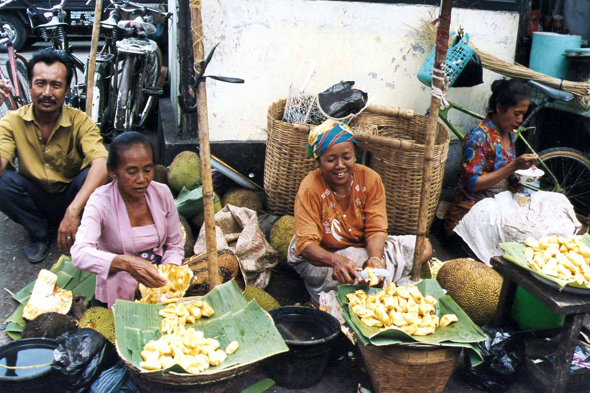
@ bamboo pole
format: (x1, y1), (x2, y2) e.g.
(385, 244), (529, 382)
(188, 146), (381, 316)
(189, 0), (220, 289)
(293, 123), (416, 151)
(410, 0), (453, 281)
(85, 0), (103, 115)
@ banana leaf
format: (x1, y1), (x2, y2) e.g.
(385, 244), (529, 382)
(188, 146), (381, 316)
(337, 279), (486, 365)
(174, 186), (204, 218)
(114, 280), (288, 375)
(500, 233), (590, 290)
(4, 255), (96, 339)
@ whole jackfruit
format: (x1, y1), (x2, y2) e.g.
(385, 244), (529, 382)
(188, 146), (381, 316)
(153, 164), (168, 186)
(436, 258), (503, 326)
(222, 188), (262, 212)
(269, 215), (295, 261)
(168, 151), (201, 193)
(179, 215), (195, 258)
(79, 307), (116, 344)
(242, 286), (280, 310)
(191, 193), (223, 229)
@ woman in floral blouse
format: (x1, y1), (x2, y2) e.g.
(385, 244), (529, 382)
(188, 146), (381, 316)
(444, 79), (538, 235)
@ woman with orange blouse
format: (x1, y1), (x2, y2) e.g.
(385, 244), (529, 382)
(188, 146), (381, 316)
(287, 120), (432, 303)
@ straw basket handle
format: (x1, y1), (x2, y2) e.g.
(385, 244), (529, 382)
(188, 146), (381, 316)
(365, 104), (414, 119)
(293, 123), (415, 152)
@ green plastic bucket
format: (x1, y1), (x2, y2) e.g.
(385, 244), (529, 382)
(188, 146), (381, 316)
(511, 286), (564, 330)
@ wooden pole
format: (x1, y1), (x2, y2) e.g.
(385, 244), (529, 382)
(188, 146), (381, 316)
(410, 0), (453, 281)
(189, 0), (220, 289)
(85, 0), (103, 115)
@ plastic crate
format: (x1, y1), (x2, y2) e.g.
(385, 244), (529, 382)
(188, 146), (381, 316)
(417, 33), (475, 88)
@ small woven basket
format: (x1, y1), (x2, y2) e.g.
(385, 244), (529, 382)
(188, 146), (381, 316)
(265, 99), (317, 215)
(357, 343), (460, 393)
(351, 108), (449, 235)
(123, 356), (252, 392)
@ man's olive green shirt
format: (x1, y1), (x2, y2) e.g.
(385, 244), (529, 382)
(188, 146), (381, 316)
(0, 104), (108, 193)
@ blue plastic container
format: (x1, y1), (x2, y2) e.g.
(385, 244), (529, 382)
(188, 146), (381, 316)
(529, 32), (582, 79)
(417, 33), (475, 88)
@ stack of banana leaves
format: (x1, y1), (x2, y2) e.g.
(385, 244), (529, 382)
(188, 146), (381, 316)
(115, 280), (288, 375)
(5, 255), (96, 340)
(500, 233), (590, 290)
(337, 279), (487, 365)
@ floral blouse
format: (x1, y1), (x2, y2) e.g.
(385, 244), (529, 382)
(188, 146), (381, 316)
(454, 117), (516, 203)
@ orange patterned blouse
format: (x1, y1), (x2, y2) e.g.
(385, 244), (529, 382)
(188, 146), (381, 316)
(294, 164), (388, 255)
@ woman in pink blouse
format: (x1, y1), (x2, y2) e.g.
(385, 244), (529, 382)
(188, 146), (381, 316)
(71, 132), (184, 308)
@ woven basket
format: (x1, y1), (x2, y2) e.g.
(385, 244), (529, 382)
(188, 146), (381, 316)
(351, 109), (449, 235)
(357, 343), (460, 393)
(118, 294), (254, 392)
(265, 99), (317, 216)
(124, 357), (251, 392)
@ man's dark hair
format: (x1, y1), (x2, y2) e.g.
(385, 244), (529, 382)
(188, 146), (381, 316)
(107, 132), (155, 170)
(27, 49), (74, 87)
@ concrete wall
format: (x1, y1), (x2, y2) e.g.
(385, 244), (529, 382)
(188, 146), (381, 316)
(194, 0), (519, 142)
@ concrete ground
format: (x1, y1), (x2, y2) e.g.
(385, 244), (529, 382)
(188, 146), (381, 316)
(0, 41), (577, 393)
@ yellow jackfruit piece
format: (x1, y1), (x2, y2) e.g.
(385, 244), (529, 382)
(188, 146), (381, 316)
(23, 269), (73, 321)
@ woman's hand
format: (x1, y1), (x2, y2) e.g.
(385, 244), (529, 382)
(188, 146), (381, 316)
(513, 153), (538, 170)
(363, 256), (385, 270)
(329, 254), (362, 284)
(112, 255), (168, 288)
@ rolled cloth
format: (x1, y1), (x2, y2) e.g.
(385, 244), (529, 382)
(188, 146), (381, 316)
(306, 119), (357, 159)
(287, 235), (416, 304)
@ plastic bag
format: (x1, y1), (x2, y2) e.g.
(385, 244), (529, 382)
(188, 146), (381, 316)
(317, 81), (368, 120)
(463, 326), (525, 391)
(452, 51), (484, 88)
(52, 328), (119, 393)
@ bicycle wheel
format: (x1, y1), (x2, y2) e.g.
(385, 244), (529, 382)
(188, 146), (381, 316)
(136, 48), (162, 127)
(6, 56), (30, 106)
(114, 55), (136, 131)
(89, 62), (115, 140)
(538, 147), (590, 219)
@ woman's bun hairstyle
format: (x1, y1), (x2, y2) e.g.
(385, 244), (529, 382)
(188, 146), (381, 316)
(488, 78), (531, 114)
(107, 131), (155, 170)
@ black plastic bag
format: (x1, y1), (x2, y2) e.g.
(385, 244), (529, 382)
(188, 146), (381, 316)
(317, 81), (368, 119)
(452, 51), (484, 88)
(52, 328), (119, 393)
(464, 326), (525, 391)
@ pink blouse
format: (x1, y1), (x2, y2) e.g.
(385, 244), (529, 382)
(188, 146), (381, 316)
(71, 180), (184, 308)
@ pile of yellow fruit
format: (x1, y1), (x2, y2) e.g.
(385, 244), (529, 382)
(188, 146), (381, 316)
(139, 326), (239, 373)
(159, 300), (214, 334)
(524, 235), (590, 284)
(139, 300), (240, 373)
(139, 264), (194, 304)
(347, 283), (457, 336)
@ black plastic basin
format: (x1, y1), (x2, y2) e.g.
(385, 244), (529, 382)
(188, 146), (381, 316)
(0, 338), (57, 392)
(265, 306), (340, 389)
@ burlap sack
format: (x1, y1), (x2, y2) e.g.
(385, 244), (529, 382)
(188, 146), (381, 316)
(194, 205), (278, 288)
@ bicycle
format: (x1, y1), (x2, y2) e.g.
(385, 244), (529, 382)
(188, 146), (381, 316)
(90, 0), (169, 139)
(437, 80), (590, 219)
(0, 22), (30, 115)
(20, 0), (85, 109)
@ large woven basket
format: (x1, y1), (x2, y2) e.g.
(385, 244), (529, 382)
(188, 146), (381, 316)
(350, 109), (449, 235)
(265, 99), (317, 216)
(357, 343), (460, 393)
(119, 294), (253, 392)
